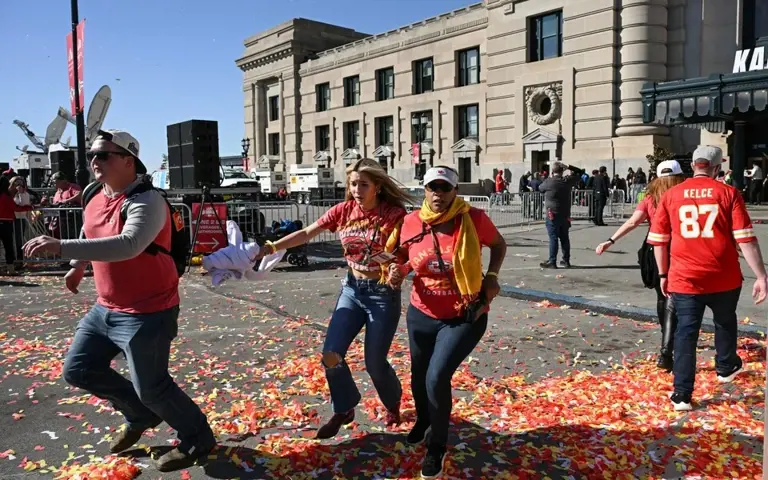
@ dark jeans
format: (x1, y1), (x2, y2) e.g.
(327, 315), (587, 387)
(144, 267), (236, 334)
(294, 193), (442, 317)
(671, 287), (742, 396)
(654, 282), (677, 356)
(545, 214), (570, 264)
(0, 221), (15, 265)
(750, 180), (763, 204)
(62, 304), (215, 453)
(593, 194), (606, 225)
(13, 218), (25, 262)
(407, 304), (487, 446)
(323, 273), (402, 413)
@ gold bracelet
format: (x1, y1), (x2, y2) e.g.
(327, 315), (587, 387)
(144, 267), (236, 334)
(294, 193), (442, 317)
(264, 241), (276, 254)
(485, 271), (499, 278)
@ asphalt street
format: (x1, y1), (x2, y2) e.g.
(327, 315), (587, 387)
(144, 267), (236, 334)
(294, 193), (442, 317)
(0, 252), (764, 479)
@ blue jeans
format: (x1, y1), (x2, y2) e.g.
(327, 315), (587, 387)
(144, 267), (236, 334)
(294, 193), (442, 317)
(407, 304), (487, 446)
(671, 287), (742, 396)
(545, 213), (570, 264)
(62, 304), (215, 453)
(323, 273), (402, 413)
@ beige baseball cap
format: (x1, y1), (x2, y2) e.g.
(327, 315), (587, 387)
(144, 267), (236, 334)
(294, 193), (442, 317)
(94, 129), (147, 174)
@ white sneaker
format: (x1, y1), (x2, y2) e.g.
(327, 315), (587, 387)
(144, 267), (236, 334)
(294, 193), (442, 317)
(669, 392), (692, 411)
(717, 363), (744, 383)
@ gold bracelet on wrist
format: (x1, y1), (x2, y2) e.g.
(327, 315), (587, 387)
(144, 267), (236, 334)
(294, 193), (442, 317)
(265, 241), (276, 254)
(485, 271), (499, 278)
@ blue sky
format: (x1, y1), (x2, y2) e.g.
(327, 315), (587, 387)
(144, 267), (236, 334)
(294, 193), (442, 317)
(1, 0), (474, 172)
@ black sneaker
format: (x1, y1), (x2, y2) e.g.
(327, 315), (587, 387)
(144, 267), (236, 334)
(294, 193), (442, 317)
(407, 421), (431, 445)
(539, 262), (557, 269)
(154, 442), (216, 472)
(559, 260), (571, 268)
(717, 361), (744, 383)
(315, 409), (355, 439)
(656, 354), (673, 373)
(421, 443), (447, 479)
(669, 392), (692, 412)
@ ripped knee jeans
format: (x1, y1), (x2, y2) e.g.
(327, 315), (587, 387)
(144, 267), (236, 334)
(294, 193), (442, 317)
(321, 273), (402, 413)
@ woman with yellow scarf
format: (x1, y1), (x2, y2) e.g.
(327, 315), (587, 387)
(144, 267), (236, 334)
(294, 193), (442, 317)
(385, 166), (507, 479)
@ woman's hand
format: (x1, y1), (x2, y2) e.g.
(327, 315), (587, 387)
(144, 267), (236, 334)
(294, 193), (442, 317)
(386, 263), (406, 289)
(595, 241), (612, 255)
(481, 275), (501, 303)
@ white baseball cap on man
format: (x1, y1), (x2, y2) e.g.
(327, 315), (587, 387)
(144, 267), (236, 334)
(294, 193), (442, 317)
(423, 167), (459, 187)
(656, 160), (683, 177)
(94, 129), (147, 174)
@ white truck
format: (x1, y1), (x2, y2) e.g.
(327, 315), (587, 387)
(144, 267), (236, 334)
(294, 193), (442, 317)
(250, 169), (287, 199)
(287, 164), (343, 204)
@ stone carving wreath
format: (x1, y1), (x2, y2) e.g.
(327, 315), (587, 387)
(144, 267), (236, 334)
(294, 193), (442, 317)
(527, 85), (561, 126)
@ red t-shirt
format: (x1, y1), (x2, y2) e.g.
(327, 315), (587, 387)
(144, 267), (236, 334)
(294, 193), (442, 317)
(53, 184), (82, 205)
(317, 200), (406, 272)
(85, 191), (180, 314)
(636, 196), (657, 224)
(400, 208), (499, 319)
(648, 176), (756, 294)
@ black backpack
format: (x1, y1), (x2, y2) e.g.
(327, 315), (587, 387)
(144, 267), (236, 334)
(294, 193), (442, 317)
(82, 180), (189, 277)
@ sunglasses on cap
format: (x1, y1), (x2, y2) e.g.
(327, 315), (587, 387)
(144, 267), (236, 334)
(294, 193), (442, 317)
(425, 181), (454, 193)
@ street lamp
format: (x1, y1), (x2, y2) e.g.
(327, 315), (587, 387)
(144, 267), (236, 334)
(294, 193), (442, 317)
(241, 138), (251, 170)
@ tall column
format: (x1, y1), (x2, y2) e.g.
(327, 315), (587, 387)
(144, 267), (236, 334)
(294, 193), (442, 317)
(279, 74), (286, 164)
(254, 83), (266, 159)
(732, 121), (747, 191)
(615, 0), (670, 136)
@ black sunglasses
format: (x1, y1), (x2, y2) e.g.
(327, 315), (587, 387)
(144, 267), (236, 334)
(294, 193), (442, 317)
(87, 150), (127, 161)
(425, 181), (454, 193)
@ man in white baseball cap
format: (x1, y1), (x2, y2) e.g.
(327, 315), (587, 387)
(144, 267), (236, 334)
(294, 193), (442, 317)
(656, 159), (683, 178)
(24, 128), (217, 471)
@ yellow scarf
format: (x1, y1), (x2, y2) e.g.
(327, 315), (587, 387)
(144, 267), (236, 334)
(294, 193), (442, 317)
(418, 197), (483, 306)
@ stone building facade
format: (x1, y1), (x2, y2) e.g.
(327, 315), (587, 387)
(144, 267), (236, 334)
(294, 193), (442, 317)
(238, 0), (744, 191)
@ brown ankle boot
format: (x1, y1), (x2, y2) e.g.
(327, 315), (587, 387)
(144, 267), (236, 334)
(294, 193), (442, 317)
(315, 410), (354, 439)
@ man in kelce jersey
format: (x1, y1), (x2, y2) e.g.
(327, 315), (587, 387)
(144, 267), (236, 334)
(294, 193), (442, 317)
(648, 145), (768, 411)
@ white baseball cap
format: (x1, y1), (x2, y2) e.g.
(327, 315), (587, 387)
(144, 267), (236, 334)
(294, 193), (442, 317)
(656, 160), (683, 177)
(94, 129), (147, 174)
(423, 167), (459, 187)
(692, 145), (723, 167)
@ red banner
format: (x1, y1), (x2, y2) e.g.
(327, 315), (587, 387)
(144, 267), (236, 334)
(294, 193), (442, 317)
(412, 143), (421, 165)
(191, 203), (228, 254)
(66, 20), (85, 115)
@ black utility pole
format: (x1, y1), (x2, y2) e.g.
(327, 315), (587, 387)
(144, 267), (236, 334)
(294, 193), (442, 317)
(71, 0), (88, 188)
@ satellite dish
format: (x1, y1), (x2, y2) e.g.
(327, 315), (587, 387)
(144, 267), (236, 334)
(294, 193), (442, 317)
(86, 85), (111, 141)
(57, 106), (75, 124)
(44, 113), (68, 147)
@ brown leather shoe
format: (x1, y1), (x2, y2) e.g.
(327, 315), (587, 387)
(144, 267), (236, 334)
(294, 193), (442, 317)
(154, 442), (216, 472)
(109, 420), (162, 453)
(315, 410), (354, 439)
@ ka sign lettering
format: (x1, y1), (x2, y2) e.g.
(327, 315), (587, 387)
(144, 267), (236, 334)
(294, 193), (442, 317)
(733, 47), (768, 73)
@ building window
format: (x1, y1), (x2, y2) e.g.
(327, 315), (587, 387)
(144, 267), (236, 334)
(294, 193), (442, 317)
(268, 96), (279, 121)
(457, 47), (480, 86)
(316, 125), (330, 151)
(316, 83), (330, 112)
(744, 0), (768, 47)
(376, 116), (394, 146)
(529, 10), (563, 62)
(413, 58), (434, 94)
(344, 121), (360, 149)
(344, 76), (360, 107)
(268, 133), (280, 156)
(411, 111), (432, 180)
(458, 158), (472, 183)
(376, 67), (395, 101)
(457, 104), (479, 140)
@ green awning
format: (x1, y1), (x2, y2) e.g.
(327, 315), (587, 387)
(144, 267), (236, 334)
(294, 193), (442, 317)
(641, 70), (768, 128)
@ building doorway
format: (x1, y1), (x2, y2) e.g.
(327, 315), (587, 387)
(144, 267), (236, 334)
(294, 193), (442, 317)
(531, 150), (550, 176)
(457, 157), (472, 182)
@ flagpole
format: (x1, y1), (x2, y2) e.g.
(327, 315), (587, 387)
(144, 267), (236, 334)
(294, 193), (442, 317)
(70, 0), (88, 188)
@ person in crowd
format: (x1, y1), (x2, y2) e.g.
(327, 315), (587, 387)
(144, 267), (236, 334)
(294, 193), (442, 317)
(592, 166), (610, 226)
(632, 167), (648, 202)
(257, 158), (413, 439)
(386, 166), (507, 479)
(23, 130), (217, 471)
(45, 172), (83, 240)
(538, 162), (583, 269)
(744, 161), (765, 205)
(716, 171), (726, 183)
(648, 146), (767, 411)
(9, 176), (32, 269)
(518, 171), (530, 194)
(595, 160), (686, 371)
(0, 176), (32, 275)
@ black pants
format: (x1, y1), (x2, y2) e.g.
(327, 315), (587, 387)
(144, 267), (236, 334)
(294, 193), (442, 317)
(749, 180), (763, 205)
(593, 194), (606, 225)
(407, 304), (487, 446)
(0, 221), (16, 265)
(13, 219), (25, 262)
(654, 282), (677, 356)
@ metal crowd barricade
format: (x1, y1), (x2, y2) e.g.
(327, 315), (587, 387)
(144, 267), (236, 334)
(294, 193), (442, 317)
(225, 200), (300, 241)
(304, 199), (344, 243)
(14, 206), (84, 267)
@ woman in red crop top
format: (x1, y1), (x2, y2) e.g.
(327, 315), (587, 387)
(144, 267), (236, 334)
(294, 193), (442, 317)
(260, 158), (414, 439)
(595, 160), (685, 372)
(386, 166), (507, 479)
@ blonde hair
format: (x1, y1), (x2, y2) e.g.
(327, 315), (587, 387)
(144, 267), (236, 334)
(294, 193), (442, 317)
(345, 158), (415, 209)
(9, 176), (24, 188)
(645, 175), (685, 206)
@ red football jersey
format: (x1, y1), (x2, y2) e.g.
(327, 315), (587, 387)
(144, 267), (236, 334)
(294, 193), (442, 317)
(647, 176), (755, 294)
